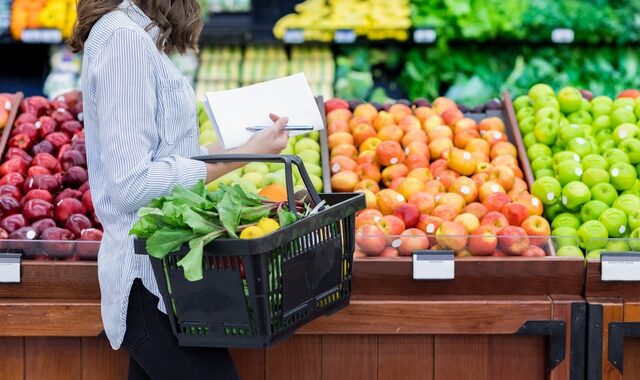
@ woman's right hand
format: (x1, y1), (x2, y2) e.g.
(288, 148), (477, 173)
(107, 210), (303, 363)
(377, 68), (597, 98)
(242, 113), (290, 155)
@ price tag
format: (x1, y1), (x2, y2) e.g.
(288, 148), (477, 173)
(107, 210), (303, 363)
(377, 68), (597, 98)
(334, 29), (356, 44)
(413, 250), (454, 280)
(413, 28), (437, 44)
(21, 29), (62, 44)
(601, 252), (640, 282)
(283, 29), (305, 44)
(551, 28), (574, 44)
(0, 253), (21, 283)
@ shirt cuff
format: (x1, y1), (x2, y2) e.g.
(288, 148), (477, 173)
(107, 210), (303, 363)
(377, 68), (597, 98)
(175, 156), (208, 188)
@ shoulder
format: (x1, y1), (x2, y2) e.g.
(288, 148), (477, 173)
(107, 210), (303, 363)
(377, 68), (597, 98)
(84, 11), (154, 58)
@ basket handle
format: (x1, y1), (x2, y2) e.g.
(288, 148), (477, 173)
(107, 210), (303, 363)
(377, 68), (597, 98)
(192, 154), (323, 216)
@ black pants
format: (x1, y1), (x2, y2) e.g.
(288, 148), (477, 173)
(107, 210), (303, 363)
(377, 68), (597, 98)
(121, 279), (240, 380)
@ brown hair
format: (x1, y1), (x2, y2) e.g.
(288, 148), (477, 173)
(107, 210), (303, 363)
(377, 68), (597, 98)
(68, 0), (203, 54)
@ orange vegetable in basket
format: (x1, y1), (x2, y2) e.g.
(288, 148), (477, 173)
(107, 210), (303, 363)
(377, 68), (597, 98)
(259, 184), (287, 202)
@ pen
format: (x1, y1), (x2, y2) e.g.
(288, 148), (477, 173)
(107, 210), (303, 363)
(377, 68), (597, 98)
(246, 125), (314, 132)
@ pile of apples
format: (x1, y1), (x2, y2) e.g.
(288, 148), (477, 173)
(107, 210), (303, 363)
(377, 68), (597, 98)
(0, 94), (102, 255)
(517, 84), (640, 258)
(324, 97), (551, 258)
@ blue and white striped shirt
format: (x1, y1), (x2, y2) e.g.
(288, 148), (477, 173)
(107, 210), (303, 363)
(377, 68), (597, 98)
(81, 0), (207, 349)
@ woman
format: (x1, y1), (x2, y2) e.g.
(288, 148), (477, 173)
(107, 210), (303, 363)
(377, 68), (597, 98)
(69, 0), (289, 378)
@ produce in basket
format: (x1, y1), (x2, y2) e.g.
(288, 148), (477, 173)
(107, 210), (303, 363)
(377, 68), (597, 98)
(130, 180), (322, 281)
(325, 97), (549, 257)
(516, 85), (640, 257)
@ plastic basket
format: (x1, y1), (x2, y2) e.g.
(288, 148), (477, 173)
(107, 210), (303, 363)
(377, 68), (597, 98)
(134, 154), (365, 348)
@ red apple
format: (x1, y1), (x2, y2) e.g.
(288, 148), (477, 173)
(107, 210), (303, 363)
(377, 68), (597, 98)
(392, 203), (420, 228)
(463, 202), (488, 220)
(468, 225), (498, 256)
(521, 215), (551, 247)
(379, 247), (399, 257)
(435, 221), (468, 252)
(501, 202), (529, 226)
(499, 226), (530, 255)
(522, 245), (546, 257)
(482, 192), (511, 213)
(480, 211), (509, 233)
(375, 215), (406, 242)
(398, 228), (429, 256)
(355, 224), (386, 256)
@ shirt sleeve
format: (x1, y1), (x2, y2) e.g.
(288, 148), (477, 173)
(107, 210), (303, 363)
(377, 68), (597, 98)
(93, 29), (207, 214)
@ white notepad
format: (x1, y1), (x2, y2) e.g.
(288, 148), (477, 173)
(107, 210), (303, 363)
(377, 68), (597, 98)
(202, 73), (324, 149)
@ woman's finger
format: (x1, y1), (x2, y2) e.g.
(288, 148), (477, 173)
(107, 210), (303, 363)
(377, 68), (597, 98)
(274, 116), (289, 133)
(269, 113), (280, 123)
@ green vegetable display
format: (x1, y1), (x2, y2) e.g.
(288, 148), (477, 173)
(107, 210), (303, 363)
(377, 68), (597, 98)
(130, 181), (299, 281)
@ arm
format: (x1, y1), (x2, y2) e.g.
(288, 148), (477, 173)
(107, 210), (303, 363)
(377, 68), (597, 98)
(94, 29), (208, 213)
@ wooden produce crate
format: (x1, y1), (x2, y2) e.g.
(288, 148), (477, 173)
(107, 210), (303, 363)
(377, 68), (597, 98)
(312, 97), (587, 380)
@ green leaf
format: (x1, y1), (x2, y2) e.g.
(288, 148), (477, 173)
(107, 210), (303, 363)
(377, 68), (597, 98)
(217, 192), (241, 238)
(277, 208), (297, 228)
(146, 227), (198, 258)
(240, 204), (272, 223)
(178, 237), (204, 281)
(172, 182), (212, 209)
(129, 215), (159, 238)
(161, 202), (186, 227)
(180, 204), (220, 234)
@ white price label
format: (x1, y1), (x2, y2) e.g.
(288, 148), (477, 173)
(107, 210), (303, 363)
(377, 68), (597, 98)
(602, 252), (640, 282)
(21, 29), (62, 44)
(413, 250), (454, 280)
(413, 28), (437, 44)
(0, 253), (21, 283)
(283, 29), (305, 44)
(551, 28), (575, 44)
(334, 29), (356, 44)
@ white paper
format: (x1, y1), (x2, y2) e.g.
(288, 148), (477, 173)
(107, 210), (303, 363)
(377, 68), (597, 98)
(203, 73), (324, 149)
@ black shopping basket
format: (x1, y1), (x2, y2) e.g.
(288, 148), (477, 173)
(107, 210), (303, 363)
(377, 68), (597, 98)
(134, 154), (365, 348)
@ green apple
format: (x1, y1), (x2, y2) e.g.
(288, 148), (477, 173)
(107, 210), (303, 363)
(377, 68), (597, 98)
(613, 123), (639, 144)
(294, 138), (320, 154)
(281, 145), (295, 155)
(586, 249), (603, 260)
(297, 149), (321, 165)
(557, 87), (583, 114)
(535, 106), (561, 123)
(592, 96), (613, 106)
(617, 139), (640, 166)
(519, 116), (536, 134)
(628, 227), (640, 251)
(552, 227), (580, 248)
(242, 172), (264, 186)
(529, 83), (555, 101)
(561, 181), (591, 210)
(237, 178), (258, 194)
(609, 163), (637, 191)
(581, 168), (609, 188)
(590, 183), (618, 206)
(551, 213), (581, 229)
(555, 160), (583, 186)
(581, 200), (610, 222)
(613, 193), (640, 215)
(592, 115), (612, 133)
(578, 220), (609, 251)
(534, 96), (561, 112)
(606, 240), (630, 252)
(268, 163), (284, 172)
(198, 129), (218, 146)
(303, 163), (322, 177)
(567, 110), (592, 125)
(535, 169), (555, 179)
(532, 177), (562, 205)
(595, 128), (612, 143)
(599, 140), (617, 153)
(243, 162), (270, 175)
(557, 124), (585, 146)
(513, 95), (532, 111)
(581, 98), (592, 112)
(566, 137), (593, 158)
(628, 210), (640, 231)
(553, 151), (581, 166)
(528, 143), (553, 159)
(551, 145), (563, 154)
(611, 107), (636, 127)
(599, 208), (628, 237)
(557, 246), (585, 257)
(544, 201), (566, 221)
(591, 103), (612, 118)
(516, 107), (534, 121)
(523, 132), (537, 148)
(581, 154), (608, 170)
(614, 98), (635, 109)
(307, 131), (320, 141)
(534, 120), (559, 145)
(603, 148), (630, 167)
(309, 174), (323, 192)
(258, 173), (277, 188)
(531, 156), (554, 172)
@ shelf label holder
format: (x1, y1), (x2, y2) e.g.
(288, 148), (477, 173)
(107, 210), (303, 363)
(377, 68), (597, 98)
(601, 252), (640, 282)
(413, 28), (437, 44)
(413, 250), (454, 280)
(0, 252), (21, 283)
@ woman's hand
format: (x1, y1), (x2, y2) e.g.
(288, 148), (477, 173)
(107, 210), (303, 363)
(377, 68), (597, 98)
(241, 113), (289, 155)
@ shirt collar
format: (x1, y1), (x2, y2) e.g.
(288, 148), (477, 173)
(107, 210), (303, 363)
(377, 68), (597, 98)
(118, 0), (160, 42)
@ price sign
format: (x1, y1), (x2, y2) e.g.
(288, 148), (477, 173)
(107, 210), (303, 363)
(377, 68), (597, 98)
(413, 28), (437, 44)
(413, 250), (454, 280)
(283, 29), (305, 44)
(601, 252), (640, 282)
(0, 253), (21, 283)
(334, 29), (356, 44)
(21, 29), (62, 44)
(551, 28), (574, 44)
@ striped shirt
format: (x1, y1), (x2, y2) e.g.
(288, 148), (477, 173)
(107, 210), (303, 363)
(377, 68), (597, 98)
(81, 0), (207, 349)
